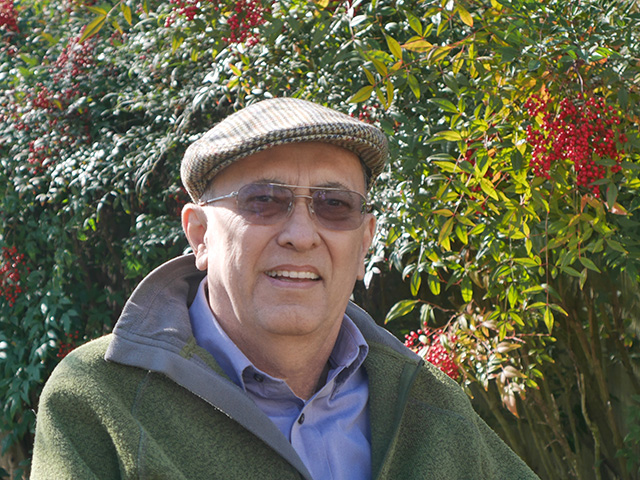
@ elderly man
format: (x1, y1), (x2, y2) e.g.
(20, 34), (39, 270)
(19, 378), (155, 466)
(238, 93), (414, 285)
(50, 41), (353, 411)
(32, 98), (539, 479)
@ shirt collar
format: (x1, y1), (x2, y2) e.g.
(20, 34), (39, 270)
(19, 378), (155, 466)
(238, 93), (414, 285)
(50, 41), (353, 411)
(188, 278), (369, 395)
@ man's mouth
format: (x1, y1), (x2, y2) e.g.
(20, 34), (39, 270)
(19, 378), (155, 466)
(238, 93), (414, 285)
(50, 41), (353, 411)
(265, 270), (320, 280)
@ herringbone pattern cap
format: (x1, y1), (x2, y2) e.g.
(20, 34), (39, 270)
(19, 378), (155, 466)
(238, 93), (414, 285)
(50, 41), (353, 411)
(180, 97), (388, 200)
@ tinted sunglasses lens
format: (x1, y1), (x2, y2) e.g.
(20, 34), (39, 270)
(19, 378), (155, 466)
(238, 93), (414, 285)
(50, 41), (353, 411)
(313, 190), (365, 230)
(236, 184), (292, 223)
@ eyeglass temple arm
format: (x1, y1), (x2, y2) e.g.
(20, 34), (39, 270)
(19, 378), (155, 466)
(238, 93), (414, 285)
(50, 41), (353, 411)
(198, 191), (238, 206)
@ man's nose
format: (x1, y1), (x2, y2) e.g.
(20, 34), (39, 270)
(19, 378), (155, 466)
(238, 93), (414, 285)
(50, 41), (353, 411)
(276, 196), (321, 250)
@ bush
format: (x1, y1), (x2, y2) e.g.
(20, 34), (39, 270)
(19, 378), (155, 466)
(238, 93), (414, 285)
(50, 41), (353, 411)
(1, 0), (640, 478)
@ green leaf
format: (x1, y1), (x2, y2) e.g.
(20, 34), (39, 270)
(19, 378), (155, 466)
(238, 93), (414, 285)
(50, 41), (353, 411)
(385, 299), (420, 323)
(428, 273), (441, 295)
(549, 304), (568, 316)
(528, 59), (541, 71)
(514, 257), (540, 267)
(406, 11), (423, 35)
(428, 98), (458, 113)
(606, 183), (618, 210)
(560, 266), (582, 277)
(386, 35), (402, 60)
(407, 73), (420, 100)
(419, 304), (434, 325)
(605, 239), (628, 253)
(349, 85), (374, 104)
(578, 256), (601, 273)
(410, 270), (421, 296)
(461, 276), (473, 302)
(433, 130), (462, 142)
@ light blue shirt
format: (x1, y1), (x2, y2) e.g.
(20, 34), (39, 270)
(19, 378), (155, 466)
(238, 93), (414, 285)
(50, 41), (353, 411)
(189, 279), (371, 480)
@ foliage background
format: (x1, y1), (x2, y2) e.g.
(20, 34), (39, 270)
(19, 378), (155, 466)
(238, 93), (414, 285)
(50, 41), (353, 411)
(1, 0), (640, 478)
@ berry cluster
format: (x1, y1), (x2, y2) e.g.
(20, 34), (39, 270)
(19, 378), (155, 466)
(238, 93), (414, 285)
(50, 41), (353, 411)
(57, 331), (80, 359)
(166, 0), (201, 24)
(222, 0), (270, 46)
(51, 35), (95, 83)
(0, 0), (18, 32)
(405, 328), (460, 380)
(524, 95), (625, 197)
(353, 104), (377, 124)
(1, 246), (27, 307)
(168, 186), (189, 217)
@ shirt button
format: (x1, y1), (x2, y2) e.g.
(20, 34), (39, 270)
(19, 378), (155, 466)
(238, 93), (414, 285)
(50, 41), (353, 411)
(253, 373), (264, 383)
(298, 413), (305, 425)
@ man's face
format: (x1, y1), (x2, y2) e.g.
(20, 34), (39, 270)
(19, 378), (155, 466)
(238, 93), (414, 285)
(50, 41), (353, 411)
(183, 142), (376, 348)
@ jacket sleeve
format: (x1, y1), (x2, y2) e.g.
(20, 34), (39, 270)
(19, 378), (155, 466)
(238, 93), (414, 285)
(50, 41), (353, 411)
(31, 338), (140, 479)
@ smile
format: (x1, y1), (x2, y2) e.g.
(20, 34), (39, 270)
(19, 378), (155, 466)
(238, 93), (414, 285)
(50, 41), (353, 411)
(265, 270), (320, 280)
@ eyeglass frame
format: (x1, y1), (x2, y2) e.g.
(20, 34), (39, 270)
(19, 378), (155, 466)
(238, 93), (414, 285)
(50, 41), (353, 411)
(197, 182), (372, 230)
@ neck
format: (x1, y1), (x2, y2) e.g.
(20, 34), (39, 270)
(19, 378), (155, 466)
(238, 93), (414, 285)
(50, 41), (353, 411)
(221, 322), (341, 400)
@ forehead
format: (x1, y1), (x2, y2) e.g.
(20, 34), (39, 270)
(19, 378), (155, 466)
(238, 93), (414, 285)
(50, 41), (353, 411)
(211, 142), (367, 192)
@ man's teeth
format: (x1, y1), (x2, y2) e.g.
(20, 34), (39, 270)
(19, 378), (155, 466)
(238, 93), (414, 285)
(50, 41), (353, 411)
(266, 270), (320, 280)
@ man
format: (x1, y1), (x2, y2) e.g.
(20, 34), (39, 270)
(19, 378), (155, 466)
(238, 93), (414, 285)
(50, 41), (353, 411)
(32, 98), (539, 479)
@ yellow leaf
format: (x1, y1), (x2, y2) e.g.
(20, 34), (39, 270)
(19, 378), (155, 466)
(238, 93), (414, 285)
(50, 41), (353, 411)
(433, 208), (454, 217)
(402, 38), (432, 53)
(348, 85), (374, 103)
(363, 67), (375, 85)
(479, 178), (499, 201)
(438, 217), (455, 246)
(370, 58), (388, 77)
(87, 6), (108, 15)
(452, 50), (464, 74)
(79, 15), (106, 43)
(386, 35), (403, 60)
(172, 36), (185, 54)
(313, 0), (330, 8)
(544, 307), (554, 332)
(375, 87), (386, 108)
(457, 5), (473, 27)
(121, 3), (133, 26)
(229, 63), (242, 76)
(111, 20), (123, 34)
(385, 79), (394, 107)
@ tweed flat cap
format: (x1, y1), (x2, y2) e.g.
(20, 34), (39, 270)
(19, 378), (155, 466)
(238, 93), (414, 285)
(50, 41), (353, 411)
(180, 97), (388, 200)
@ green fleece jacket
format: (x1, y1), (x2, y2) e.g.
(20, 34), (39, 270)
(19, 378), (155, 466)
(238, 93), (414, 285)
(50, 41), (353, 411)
(32, 255), (539, 479)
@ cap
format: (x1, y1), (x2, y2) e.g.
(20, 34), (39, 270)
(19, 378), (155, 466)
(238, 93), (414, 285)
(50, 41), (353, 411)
(180, 97), (388, 200)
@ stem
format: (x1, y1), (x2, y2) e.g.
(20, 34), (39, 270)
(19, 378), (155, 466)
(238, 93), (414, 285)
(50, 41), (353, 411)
(474, 385), (523, 457)
(606, 286), (640, 395)
(578, 372), (602, 480)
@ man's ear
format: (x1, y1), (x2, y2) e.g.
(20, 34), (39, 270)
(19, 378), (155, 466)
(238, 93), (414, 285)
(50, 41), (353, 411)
(182, 203), (209, 271)
(356, 213), (377, 280)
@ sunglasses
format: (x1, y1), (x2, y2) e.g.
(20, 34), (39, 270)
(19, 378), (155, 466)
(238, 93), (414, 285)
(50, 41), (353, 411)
(199, 183), (371, 231)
